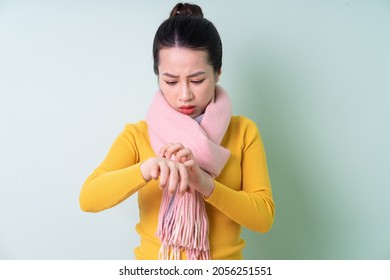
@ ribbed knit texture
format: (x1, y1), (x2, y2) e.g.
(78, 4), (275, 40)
(79, 116), (275, 259)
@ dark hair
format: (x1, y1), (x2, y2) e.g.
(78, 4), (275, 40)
(153, 3), (222, 75)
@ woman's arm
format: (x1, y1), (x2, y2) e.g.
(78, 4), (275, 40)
(158, 119), (275, 233)
(205, 119), (275, 233)
(79, 123), (192, 212)
(79, 124), (146, 212)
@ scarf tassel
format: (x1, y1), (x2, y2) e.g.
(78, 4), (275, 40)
(157, 189), (210, 260)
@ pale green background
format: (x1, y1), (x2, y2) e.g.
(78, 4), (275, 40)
(0, 0), (389, 259)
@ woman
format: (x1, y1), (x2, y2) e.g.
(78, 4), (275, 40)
(79, 2), (274, 260)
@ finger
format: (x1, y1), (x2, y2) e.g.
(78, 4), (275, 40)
(158, 162), (169, 188)
(177, 164), (189, 196)
(162, 143), (185, 159)
(161, 145), (176, 159)
(183, 159), (196, 170)
(175, 148), (193, 163)
(175, 155), (188, 164)
(150, 163), (160, 180)
(159, 143), (174, 158)
(167, 163), (180, 196)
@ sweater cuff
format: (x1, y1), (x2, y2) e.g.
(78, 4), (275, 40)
(133, 162), (148, 184)
(204, 179), (223, 204)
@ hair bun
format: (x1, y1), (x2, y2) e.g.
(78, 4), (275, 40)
(169, 3), (203, 18)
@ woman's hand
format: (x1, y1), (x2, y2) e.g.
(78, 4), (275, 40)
(140, 157), (189, 196)
(159, 143), (215, 198)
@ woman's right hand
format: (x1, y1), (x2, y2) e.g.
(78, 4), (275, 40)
(140, 157), (189, 196)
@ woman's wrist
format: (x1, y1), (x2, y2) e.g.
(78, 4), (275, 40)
(140, 160), (152, 182)
(202, 176), (215, 198)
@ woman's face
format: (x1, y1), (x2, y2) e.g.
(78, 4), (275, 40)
(158, 47), (220, 118)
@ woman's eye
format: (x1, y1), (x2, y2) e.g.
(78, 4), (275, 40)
(166, 81), (177, 86)
(191, 79), (204, 85)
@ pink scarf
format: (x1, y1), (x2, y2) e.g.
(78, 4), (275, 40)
(146, 85), (231, 259)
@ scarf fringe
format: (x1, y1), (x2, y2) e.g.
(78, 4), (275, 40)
(156, 189), (210, 260)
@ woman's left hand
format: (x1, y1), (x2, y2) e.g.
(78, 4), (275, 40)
(159, 143), (215, 198)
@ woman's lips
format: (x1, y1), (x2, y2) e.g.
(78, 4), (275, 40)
(178, 106), (195, 115)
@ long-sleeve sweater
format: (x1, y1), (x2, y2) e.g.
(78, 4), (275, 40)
(79, 115), (275, 259)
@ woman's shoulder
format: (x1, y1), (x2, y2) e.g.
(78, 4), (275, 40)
(120, 120), (149, 141)
(124, 120), (147, 132)
(223, 116), (263, 150)
(230, 115), (259, 131)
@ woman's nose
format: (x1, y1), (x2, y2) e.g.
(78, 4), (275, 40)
(179, 84), (193, 101)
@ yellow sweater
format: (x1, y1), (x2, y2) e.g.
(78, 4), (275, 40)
(79, 116), (274, 259)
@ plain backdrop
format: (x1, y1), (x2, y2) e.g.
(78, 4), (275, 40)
(1, 0), (389, 259)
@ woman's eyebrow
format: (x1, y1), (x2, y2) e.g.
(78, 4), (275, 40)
(188, 71), (206, 78)
(162, 71), (206, 78)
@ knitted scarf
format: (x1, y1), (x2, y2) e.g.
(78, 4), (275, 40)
(145, 85), (232, 260)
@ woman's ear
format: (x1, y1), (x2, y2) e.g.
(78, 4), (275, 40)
(215, 69), (222, 83)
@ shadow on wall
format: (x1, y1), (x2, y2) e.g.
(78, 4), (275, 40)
(235, 48), (330, 260)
